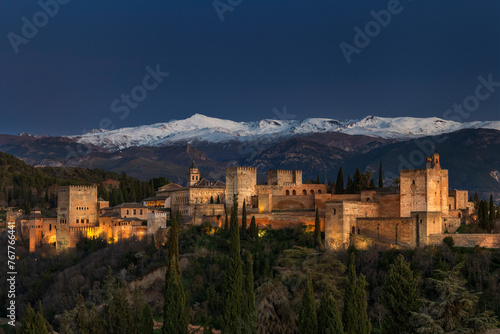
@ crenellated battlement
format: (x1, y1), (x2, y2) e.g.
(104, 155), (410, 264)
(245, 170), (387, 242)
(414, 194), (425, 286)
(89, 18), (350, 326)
(227, 166), (257, 172)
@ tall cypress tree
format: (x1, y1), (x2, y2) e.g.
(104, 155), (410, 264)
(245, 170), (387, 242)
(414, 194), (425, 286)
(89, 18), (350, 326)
(225, 212), (229, 231)
(242, 198), (247, 231)
(335, 167), (344, 194)
(140, 304), (155, 334)
(163, 211), (188, 334)
(314, 207), (321, 249)
(353, 168), (364, 193)
(105, 286), (134, 334)
(378, 161), (383, 188)
(76, 294), (89, 334)
(223, 194), (244, 334)
(298, 273), (317, 334)
(342, 254), (371, 334)
(318, 292), (344, 334)
(242, 252), (257, 334)
(249, 215), (258, 239)
(346, 176), (354, 194)
(381, 254), (421, 333)
(19, 303), (36, 334)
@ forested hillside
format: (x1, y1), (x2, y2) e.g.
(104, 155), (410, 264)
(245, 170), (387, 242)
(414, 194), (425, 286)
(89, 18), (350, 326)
(0, 151), (168, 212)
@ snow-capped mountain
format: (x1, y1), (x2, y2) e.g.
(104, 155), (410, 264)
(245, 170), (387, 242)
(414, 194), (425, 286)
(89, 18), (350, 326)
(71, 114), (500, 151)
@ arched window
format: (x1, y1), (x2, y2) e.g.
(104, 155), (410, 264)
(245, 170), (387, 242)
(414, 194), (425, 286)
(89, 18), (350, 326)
(333, 208), (336, 215)
(352, 226), (355, 234)
(292, 190), (296, 195)
(76, 219), (79, 224)
(286, 190), (290, 196)
(303, 189), (307, 195)
(310, 190), (315, 195)
(318, 189), (322, 194)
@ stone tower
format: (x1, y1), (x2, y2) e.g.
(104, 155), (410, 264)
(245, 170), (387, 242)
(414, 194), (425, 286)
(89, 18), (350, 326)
(225, 167), (257, 211)
(188, 160), (200, 187)
(56, 186), (98, 250)
(400, 153), (448, 217)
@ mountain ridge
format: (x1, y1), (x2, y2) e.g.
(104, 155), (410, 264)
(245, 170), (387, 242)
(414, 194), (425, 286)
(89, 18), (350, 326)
(66, 114), (500, 151)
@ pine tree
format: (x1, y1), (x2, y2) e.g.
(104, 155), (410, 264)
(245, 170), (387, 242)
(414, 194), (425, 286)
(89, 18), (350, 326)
(318, 292), (344, 334)
(242, 198), (247, 231)
(378, 161), (383, 188)
(314, 207), (321, 249)
(163, 211), (188, 334)
(381, 254), (421, 333)
(223, 194), (244, 334)
(335, 167), (344, 194)
(249, 215), (258, 239)
(343, 254), (371, 334)
(298, 273), (317, 334)
(139, 304), (155, 334)
(242, 252), (257, 334)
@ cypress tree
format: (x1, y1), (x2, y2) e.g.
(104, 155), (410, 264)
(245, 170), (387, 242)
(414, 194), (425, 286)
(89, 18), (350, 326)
(381, 254), (421, 333)
(318, 292), (344, 334)
(140, 304), (155, 334)
(343, 254), (371, 334)
(353, 168), (364, 193)
(242, 198), (247, 231)
(19, 303), (36, 334)
(369, 178), (376, 189)
(76, 294), (89, 334)
(242, 252), (257, 334)
(314, 207), (321, 249)
(335, 167), (344, 194)
(316, 174), (320, 184)
(489, 194), (495, 231)
(224, 213), (229, 230)
(223, 194), (244, 334)
(346, 176), (354, 194)
(249, 215), (258, 239)
(89, 305), (104, 334)
(106, 286), (134, 334)
(298, 273), (317, 334)
(163, 211), (188, 334)
(378, 161), (383, 188)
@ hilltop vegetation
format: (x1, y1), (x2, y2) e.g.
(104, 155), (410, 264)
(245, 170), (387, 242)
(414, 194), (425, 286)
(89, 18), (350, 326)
(0, 151), (168, 212)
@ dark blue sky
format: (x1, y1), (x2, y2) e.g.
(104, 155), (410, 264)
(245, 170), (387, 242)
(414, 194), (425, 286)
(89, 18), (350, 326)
(1, 0), (499, 136)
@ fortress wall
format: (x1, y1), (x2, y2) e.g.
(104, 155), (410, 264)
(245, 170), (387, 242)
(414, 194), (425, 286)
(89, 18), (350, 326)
(375, 194), (401, 217)
(356, 217), (415, 247)
(428, 234), (500, 248)
(325, 201), (380, 250)
(315, 194), (335, 209)
(329, 194), (362, 202)
(443, 217), (461, 233)
(272, 195), (315, 211)
(192, 204), (225, 225)
(267, 170), (302, 186)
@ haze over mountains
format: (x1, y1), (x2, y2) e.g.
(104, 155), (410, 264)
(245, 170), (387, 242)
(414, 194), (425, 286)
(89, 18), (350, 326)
(1, 114), (499, 201)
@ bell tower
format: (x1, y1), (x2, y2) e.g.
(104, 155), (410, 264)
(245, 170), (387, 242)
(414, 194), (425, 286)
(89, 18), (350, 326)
(188, 159), (200, 187)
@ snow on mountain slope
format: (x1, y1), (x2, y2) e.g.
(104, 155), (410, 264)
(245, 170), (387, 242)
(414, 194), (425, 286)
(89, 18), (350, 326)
(71, 114), (500, 151)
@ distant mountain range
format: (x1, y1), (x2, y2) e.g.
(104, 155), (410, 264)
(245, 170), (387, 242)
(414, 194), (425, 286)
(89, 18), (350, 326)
(1, 114), (499, 201)
(71, 114), (500, 150)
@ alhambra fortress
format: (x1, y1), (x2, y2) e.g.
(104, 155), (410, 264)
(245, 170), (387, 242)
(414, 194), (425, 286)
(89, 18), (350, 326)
(8, 153), (500, 251)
